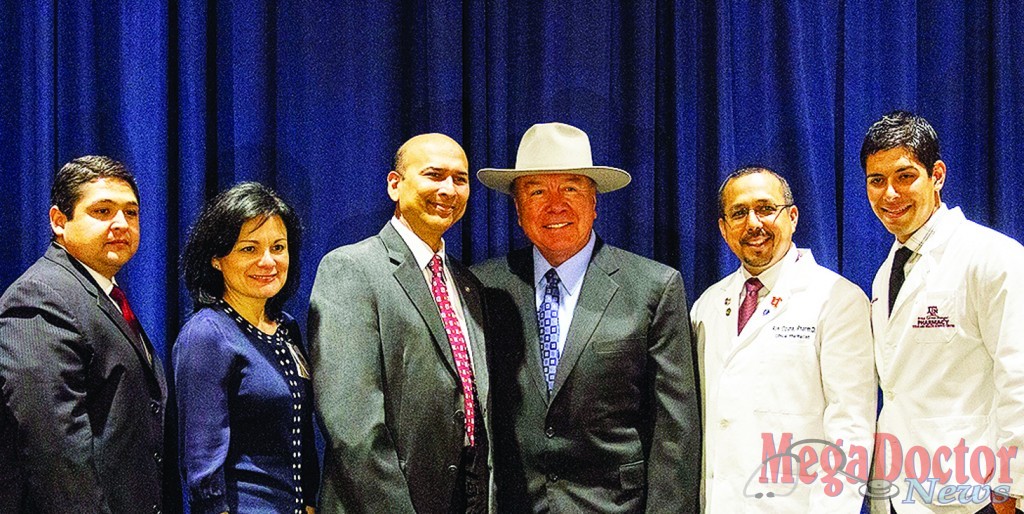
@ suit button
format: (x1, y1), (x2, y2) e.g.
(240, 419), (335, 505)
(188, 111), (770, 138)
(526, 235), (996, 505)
(545, 426), (555, 438)
(885, 391), (895, 400)
(153, 452), (162, 464)
(455, 410), (465, 422)
(548, 473), (559, 482)
(447, 464), (458, 475)
(150, 401), (161, 415)
(719, 419), (729, 428)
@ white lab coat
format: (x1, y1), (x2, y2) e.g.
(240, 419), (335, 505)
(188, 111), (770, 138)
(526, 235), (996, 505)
(693, 247), (876, 513)
(871, 206), (1024, 514)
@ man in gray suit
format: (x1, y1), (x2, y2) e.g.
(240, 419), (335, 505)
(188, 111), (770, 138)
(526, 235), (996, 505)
(472, 122), (700, 513)
(309, 133), (491, 513)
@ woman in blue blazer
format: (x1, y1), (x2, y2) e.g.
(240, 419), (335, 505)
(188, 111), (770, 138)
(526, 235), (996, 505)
(174, 182), (318, 514)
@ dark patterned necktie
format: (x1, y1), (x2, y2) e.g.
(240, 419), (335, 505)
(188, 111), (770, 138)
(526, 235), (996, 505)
(537, 269), (561, 393)
(888, 246), (914, 317)
(429, 254), (476, 446)
(737, 277), (763, 335)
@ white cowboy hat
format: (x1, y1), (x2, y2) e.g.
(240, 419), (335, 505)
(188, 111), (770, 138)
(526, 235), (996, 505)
(477, 122), (632, 194)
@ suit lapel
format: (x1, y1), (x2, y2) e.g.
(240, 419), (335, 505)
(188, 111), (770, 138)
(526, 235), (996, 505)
(46, 244), (159, 373)
(711, 272), (744, 359)
(736, 251), (808, 343)
(449, 262), (488, 406)
(887, 211), (960, 329)
(380, 224), (458, 375)
(551, 241), (619, 399)
(889, 253), (932, 325)
(726, 249), (812, 361)
(96, 292), (159, 372)
(507, 249), (551, 401)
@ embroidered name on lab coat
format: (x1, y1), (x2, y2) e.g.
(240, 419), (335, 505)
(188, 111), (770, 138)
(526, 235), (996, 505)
(911, 305), (956, 329)
(771, 325), (816, 340)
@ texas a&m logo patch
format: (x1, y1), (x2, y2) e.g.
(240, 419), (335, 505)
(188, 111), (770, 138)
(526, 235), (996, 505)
(912, 305), (956, 329)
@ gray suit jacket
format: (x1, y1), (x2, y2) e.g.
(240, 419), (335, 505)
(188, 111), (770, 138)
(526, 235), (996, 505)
(472, 239), (700, 513)
(0, 243), (167, 514)
(308, 223), (493, 514)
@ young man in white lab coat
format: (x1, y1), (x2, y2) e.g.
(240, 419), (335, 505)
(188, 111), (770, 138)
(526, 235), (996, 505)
(692, 166), (877, 513)
(863, 111), (1024, 514)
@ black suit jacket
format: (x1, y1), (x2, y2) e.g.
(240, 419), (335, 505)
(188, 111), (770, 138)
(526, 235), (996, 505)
(0, 243), (167, 514)
(472, 240), (700, 513)
(308, 223), (493, 513)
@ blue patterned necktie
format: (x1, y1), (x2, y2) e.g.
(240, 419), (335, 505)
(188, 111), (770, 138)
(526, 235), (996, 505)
(537, 269), (561, 393)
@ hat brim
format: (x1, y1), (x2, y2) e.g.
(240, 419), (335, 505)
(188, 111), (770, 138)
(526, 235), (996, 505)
(477, 166), (632, 194)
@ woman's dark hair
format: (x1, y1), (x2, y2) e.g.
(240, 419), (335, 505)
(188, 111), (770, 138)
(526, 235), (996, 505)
(182, 182), (303, 315)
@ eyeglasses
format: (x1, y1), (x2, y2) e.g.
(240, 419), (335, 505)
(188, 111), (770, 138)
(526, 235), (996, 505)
(722, 203), (794, 227)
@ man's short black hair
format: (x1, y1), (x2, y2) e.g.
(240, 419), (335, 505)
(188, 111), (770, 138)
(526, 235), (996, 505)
(51, 155), (140, 219)
(181, 182), (303, 316)
(860, 110), (942, 175)
(717, 165), (794, 218)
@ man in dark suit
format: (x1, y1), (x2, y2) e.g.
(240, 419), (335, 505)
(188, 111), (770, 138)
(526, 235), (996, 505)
(472, 122), (700, 513)
(309, 133), (492, 513)
(0, 156), (167, 513)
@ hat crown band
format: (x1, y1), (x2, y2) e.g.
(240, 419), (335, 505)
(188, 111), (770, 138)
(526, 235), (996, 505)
(516, 153), (595, 169)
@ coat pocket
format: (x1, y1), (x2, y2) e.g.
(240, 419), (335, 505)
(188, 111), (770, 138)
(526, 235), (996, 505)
(594, 337), (641, 354)
(912, 290), (961, 344)
(619, 460), (645, 491)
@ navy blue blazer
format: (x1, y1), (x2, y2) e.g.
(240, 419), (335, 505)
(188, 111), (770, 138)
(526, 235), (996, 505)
(0, 243), (168, 513)
(174, 305), (319, 514)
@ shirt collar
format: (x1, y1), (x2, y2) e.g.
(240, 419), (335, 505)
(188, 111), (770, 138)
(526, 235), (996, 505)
(390, 216), (446, 270)
(739, 243), (797, 293)
(532, 231), (596, 297)
(898, 203), (948, 254)
(56, 243), (117, 295)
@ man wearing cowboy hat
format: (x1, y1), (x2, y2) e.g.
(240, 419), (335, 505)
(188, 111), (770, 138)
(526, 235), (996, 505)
(472, 122), (700, 513)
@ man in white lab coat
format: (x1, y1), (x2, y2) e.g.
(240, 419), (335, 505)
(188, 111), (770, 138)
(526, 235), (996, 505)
(692, 166), (877, 513)
(862, 111), (1024, 514)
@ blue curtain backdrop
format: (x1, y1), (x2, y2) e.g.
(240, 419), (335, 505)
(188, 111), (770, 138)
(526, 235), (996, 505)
(3, 0), (1022, 374)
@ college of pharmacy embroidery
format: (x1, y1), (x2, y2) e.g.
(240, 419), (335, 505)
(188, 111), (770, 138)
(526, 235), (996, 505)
(912, 305), (956, 329)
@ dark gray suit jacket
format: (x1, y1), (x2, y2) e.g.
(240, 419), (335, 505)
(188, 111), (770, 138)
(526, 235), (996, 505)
(308, 223), (493, 514)
(0, 243), (167, 514)
(472, 239), (700, 513)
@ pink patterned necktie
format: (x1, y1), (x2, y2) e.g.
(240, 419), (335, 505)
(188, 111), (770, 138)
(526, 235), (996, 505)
(429, 254), (476, 446)
(737, 277), (763, 335)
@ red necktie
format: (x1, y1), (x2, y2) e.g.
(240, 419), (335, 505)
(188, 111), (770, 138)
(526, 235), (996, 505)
(429, 255), (476, 446)
(737, 277), (763, 335)
(110, 285), (151, 362)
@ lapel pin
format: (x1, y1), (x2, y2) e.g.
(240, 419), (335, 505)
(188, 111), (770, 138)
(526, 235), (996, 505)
(725, 308), (732, 316)
(771, 296), (782, 308)
(464, 286), (470, 293)
(724, 297), (731, 305)
(762, 308), (770, 316)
